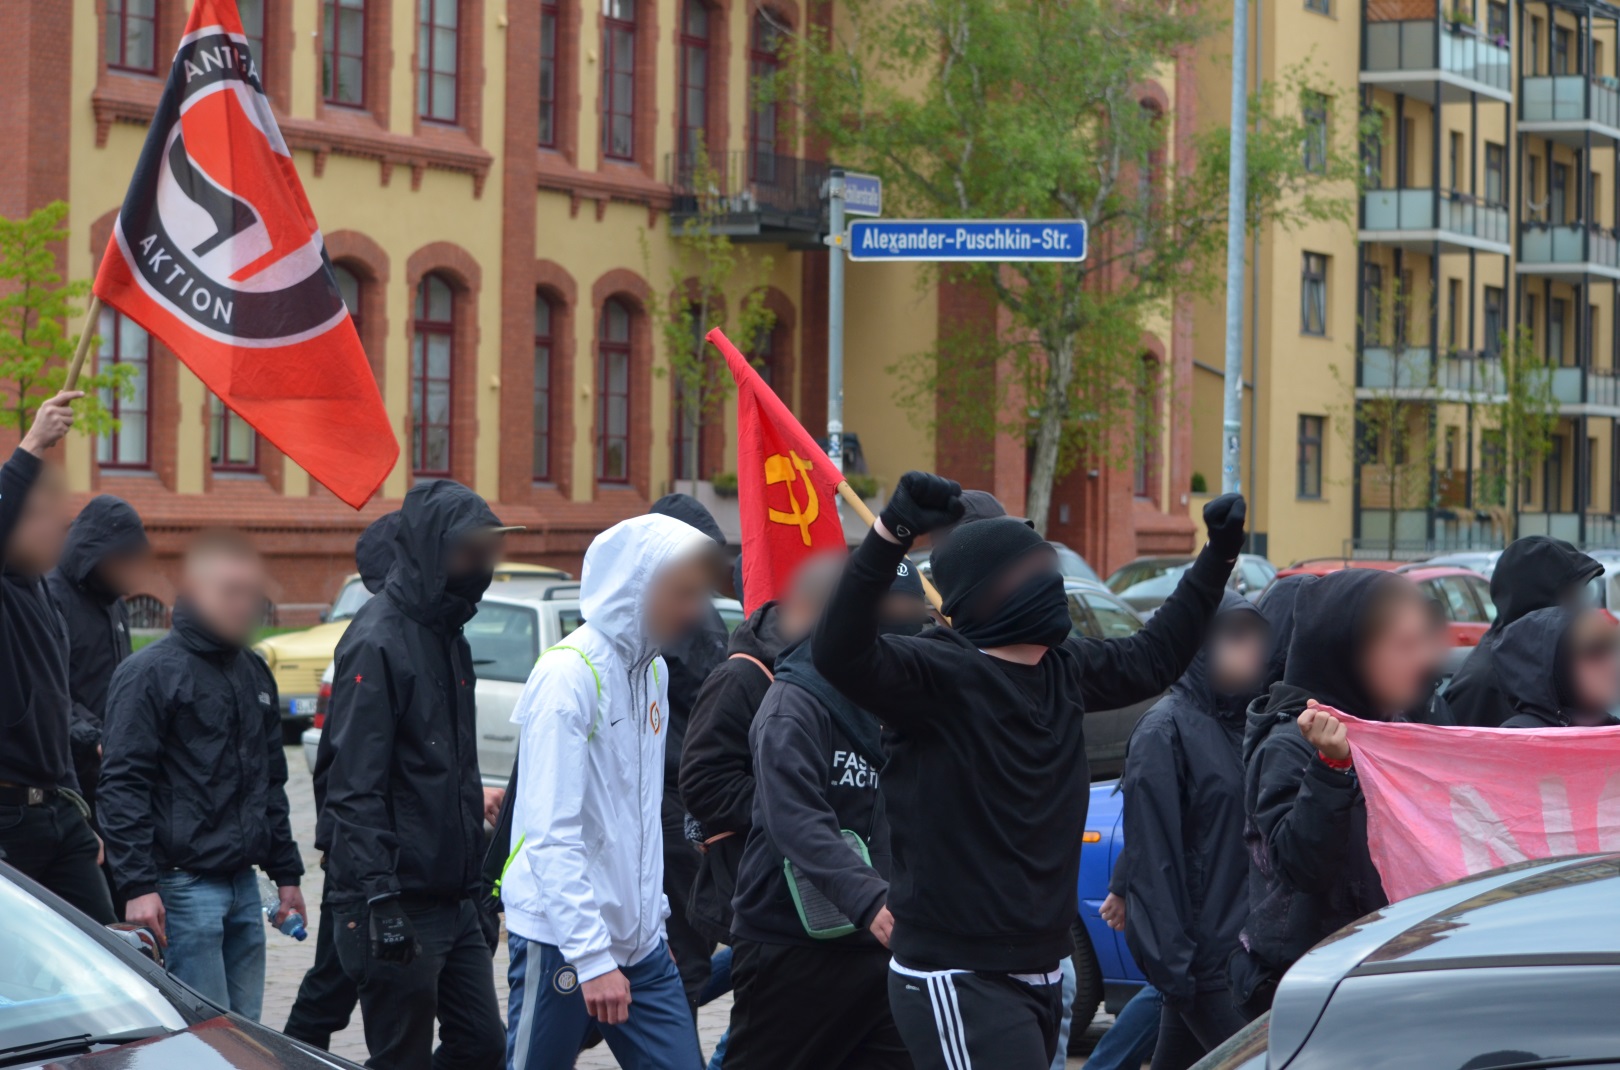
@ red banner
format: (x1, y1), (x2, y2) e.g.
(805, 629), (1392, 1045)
(1335, 711), (1620, 902)
(708, 328), (846, 614)
(93, 0), (395, 508)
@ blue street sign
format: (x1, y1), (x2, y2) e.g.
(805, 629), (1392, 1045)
(845, 219), (1087, 262)
(841, 171), (883, 217)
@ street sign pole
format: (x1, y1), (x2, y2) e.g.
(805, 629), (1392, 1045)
(1221, 0), (1250, 497)
(827, 169), (847, 509)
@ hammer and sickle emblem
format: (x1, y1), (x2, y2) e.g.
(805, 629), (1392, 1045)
(765, 451), (820, 546)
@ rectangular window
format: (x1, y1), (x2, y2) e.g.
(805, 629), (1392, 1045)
(533, 297), (553, 481)
(105, 0), (158, 73)
(1484, 143), (1505, 205)
(750, 11), (786, 182)
(1554, 25), (1572, 74)
(1523, 293), (1537, 353)
(97, 309), (151, 469)
(1487, 1), (1508, 38)
(1552, 162), (1569, 223)
(601, 0), (637, 161)
(1484, 286), (1504, 355)
(1394, 268), (1413, 344)
(238, 0), (266, 82)
(1301, 253), (1328, 336)
(538, 1), (559, 146)
(209, 396), (258, 471)
(1364, 122), (1384, 190)
(1589, 436), (1600, 504)
(1448, 131), (1463, 191)
(1305, 0), (1331, 13)
(1297, 415), (1324, 499)
(597, 299), (633, 482)
(1547, 437), (1565, 511)
(1302, 92), (1329, 174)
(1530, 17), (1543, 76)
(323, 0), (366, 106)
(1444, 426), (1460, 472)
(678, 1), (710, 158)
(1448, 278), (1462, 349)
(417, 0), (459, 123)
(1362, 262), (1384, 345)
(1399, 117), (1415, 186)
(412, 274), (455, 475)
(1550, 297), (1568, 364)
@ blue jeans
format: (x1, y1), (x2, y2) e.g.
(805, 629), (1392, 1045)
(1083, 985), (1163, 1070)
(158, 868), (266, 1021)
(700, 946), (732, 1070)
(507, 937), (702, 1070)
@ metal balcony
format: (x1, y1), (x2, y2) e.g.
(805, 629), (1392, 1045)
(666, 150), (830, 245)
(1520, 74), (1620, 144)
(1551, 365), (1620, 411)
(1360, 188), (1512, 253)
(1357, 346), (1506, 398)
(1517, 222), (1620, 280)
(1362, 13), (1513, 103)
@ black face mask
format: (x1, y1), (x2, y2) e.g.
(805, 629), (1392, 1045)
(443, 568), (494, 606)
(952, 570), (1071, 649)
(877, 614), (931, 640)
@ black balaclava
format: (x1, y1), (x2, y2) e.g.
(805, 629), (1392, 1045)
(1182, 590), (1269, 719)
(1256, 574), (1315, 690)
(932, 517), (1070, 649)
(1283, 569), (1412, 720)
(444, 565), (495, 606)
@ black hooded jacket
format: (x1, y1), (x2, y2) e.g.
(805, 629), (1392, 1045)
(1121, 592), (1263, 1003)
(1493, 606), (1614, 728)
(46, 495), (147, 800)
(317, 480), (500, 905)
(1237, 570), (1398, 990)
(0, 449), (77, 793)
(99, 604), (303, 899)
(1445, 538), (1601, 728)
(1256, 575), (1313, 691)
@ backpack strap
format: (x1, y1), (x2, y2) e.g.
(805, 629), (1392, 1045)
(543, 644), (604, 740)
(729, 652), (775, 682)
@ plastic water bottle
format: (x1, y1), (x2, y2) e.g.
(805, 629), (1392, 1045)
(259, 876), (307, 941)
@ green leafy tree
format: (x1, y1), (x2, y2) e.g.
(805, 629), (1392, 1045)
(1478, 325), (1558, 540)
(781, 0), (1361, 532)
(0, 202), (129, 435)
(645, 148), (776, 486)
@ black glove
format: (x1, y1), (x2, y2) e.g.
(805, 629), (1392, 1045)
(880, 471), (965, 543)
(1203, 493), (1248, 561)
(369, 897), (420, 965)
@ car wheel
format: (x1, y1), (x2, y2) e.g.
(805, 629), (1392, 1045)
(1069, 916), (1104, 1047)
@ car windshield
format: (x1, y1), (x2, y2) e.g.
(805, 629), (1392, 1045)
(328, 578), (373, 622)
(0, 873), (186, 1054)
(1113, 563), (1191, 600)
(1107, 559), (1189, 595)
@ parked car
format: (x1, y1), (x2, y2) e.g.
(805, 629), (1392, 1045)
(1420, 549), (1502, 578)
(1064, 580), (1163, 779)
(912, 540), (1103, 587)
(302, 589), (743, 787)
(1070, 778), (1147, 1041)
(1105, 554), (1277, 614)
(255, 562), (570, 727)
(1274, 558), (1405, 578)
(1194, 852), (1620, 1070)
(0, 860), (359, 1069)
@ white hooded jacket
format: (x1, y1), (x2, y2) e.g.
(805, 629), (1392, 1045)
(502, 513), (714, 981)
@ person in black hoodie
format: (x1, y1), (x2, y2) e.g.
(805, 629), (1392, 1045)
(1255, 574), (1313, 690)
(813, 472), (1245, 1070)
(1444, 537), (1601, 727)
(1232, 569), (1439, 1017)
(724, 561), (930, 1070)
(100, 531), (305, 1020)
(647, 493), (731, 1007)
(1120, 591), (1267, 1070)
(284, 510), (398, 1050)
(0, 390), (116, 924)
(680, 552), (843, 946)
(317, 480), (514, 1070)
(46, 494), (149, 822)
(1494, 606), (1620, 729)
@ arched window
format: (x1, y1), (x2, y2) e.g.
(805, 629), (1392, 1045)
(333, 263), (363, 334)
(97, 308), (151, 470)
(539, 0), (560, 146)
(602, 0), (637, 160)
(678, 1), (711, 159)
(418, 0), (460, 122)
(412, 273), (455, 475)
(534, 295), (555, 481)
(1137, 101), (1164, 245)
(749, 10), (786, 182)
(751, 320), (779, 390)
(238, 0), (267, 82)
(673, 306), (706, 481)
(1133, 355), (1162, 501)
(105, 0), (158, 73)
(597, 299), (633, 483)
(210, 395), (257, 471)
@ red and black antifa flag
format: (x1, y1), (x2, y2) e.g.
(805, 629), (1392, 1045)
(93, 0), (395, 508)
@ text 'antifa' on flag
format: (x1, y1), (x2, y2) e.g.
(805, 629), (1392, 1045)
(92, 0), (396, 509)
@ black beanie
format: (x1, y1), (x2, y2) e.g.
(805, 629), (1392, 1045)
(931, 516), (1049, 618)
(891, 557), (926, 600)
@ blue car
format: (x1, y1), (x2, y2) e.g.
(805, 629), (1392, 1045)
(1071, 778), (1146, 1033)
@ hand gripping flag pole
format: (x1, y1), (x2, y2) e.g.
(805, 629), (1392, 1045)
(707, 327), (943, 613)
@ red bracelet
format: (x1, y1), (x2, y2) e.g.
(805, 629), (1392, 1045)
(1317, 751), (1354, 771)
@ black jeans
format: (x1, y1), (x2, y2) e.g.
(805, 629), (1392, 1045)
(284, 899), (359, 1049)
(333, 897), (504, 1070)
(662, 811), (712, 1012)
(1149, 990), (1251, 1070)
(0, 794), (115, 923)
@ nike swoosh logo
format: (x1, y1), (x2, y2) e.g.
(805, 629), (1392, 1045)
(610, 718), (624, 726)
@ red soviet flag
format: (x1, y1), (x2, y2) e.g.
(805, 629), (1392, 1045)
(92, 0), (396, 508)
(709, 328), (846, 614)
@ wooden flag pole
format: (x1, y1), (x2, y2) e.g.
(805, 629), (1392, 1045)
(835, 480), (945, 612)
(63, 294), (102, 393)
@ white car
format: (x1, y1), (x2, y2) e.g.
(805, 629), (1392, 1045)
(302, 591), (744, 788)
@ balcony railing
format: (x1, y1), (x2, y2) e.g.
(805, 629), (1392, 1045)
(1362, 188), (1511, 245)
(666, 150), (830, 237)
(1518, 222), (1620, 270)
(1364, 18), (1512, 93)
(1521, 74), (1620, 130)
(1551, 365), (1620, 407)
(1359, 347), (1504, 394)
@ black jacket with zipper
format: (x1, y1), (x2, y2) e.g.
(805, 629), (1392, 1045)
(46, 495), (146, 807)
(316, 480), (498, 905)
(99, 603), (303, 899)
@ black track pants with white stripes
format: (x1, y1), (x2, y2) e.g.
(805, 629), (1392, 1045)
(888, 962), (1064, 1070)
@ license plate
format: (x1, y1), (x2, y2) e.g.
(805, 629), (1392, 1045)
(289, 697), (318, 715)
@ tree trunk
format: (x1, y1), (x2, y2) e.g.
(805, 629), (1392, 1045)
(1025, 334), (1077, 537)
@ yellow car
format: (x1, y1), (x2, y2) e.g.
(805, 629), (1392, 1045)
(255, 562), (572, 724)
